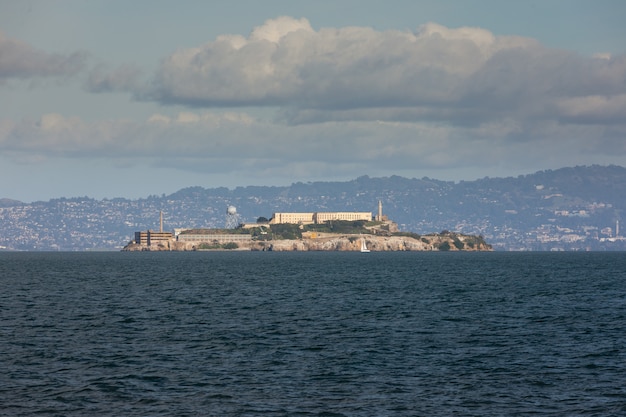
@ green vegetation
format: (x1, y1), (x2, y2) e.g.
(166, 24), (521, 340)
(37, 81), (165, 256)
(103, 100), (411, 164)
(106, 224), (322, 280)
(306, 220), (370, 234)
(196, 242), (239, 250)
(462, 234), (490, 249)
(267, 223), (302, 240)
(438, 241), (451, 251)
(393, 231), (422, 240)
(265, 220), (371, 240)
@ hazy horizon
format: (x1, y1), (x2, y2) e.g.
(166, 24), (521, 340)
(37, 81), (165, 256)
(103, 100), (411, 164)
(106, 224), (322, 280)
(2, 164), (622, 204)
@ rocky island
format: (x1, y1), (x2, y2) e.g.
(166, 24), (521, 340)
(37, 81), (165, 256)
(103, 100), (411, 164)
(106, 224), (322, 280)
(123, 204), (492, 252)
(123, 221), (491, 252)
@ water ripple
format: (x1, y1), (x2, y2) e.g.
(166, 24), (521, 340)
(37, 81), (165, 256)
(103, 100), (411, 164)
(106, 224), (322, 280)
(1, 252), (626, 416)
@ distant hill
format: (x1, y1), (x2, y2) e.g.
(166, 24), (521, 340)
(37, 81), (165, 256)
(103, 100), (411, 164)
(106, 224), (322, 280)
(1, 165), (626, 251)
(0, 198), (23, 208)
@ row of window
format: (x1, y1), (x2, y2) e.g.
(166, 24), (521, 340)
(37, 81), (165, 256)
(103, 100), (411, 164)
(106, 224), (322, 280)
(271, 212), (372, 224)
(177, 234), (252, 242)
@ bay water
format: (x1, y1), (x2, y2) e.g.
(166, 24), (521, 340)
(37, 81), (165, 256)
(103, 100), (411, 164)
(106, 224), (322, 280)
(1, 251), (625, 416)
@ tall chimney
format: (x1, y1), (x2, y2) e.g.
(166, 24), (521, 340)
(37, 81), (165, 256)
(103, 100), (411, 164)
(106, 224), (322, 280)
(378, 200), (383, 221)
(160, 210), (163, 233)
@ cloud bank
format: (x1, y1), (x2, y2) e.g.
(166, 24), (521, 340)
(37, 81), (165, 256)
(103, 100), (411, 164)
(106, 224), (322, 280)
(143, 17), (626, 128)
(2, 17), (626, 184)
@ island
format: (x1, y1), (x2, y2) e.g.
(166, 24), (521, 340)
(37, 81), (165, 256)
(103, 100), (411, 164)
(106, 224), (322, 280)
(122, 209), (492, 252)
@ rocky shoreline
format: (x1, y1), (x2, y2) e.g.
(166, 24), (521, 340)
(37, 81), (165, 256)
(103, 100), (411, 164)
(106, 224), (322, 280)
(122, 232), (492, 252)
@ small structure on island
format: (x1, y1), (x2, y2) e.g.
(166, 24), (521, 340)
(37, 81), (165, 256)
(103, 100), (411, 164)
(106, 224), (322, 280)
(133, 210), (173, 246)
(225, 205), (242, 229)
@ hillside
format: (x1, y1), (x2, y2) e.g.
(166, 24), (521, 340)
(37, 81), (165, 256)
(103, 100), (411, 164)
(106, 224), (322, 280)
(1, 165), (626, 251)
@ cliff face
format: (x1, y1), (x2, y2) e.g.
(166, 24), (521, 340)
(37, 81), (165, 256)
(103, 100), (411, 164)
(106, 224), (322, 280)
(122, 233), (492, 252)
(266, 234), (490, 251)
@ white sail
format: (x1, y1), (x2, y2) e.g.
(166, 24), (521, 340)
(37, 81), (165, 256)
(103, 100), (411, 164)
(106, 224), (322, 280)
(360, 237), (370, 253)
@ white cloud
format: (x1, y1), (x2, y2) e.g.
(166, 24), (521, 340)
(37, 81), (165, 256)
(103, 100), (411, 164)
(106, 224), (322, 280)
(140, 17), (626, 133)
(418, 22), (495, 50)
(249, 16), (313, 43)
(1, 108), (623, 184)
(557, 94), (626, 124)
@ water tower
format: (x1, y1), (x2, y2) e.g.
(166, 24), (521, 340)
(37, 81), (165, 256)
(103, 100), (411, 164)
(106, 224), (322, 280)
(225, 205), (241, 229)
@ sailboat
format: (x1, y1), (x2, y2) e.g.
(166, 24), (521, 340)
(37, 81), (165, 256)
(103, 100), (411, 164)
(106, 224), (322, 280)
(360, 236), (370, 253)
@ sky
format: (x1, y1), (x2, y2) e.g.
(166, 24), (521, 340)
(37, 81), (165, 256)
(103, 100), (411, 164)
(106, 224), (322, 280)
(1, 0), (625, 202)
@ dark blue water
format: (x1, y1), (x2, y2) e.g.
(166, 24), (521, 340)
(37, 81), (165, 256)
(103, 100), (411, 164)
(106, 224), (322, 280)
(1, 251), (625, 416)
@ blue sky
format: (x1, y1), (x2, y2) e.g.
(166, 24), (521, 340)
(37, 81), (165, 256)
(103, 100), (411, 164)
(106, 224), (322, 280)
(1, 0), (625, 202)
